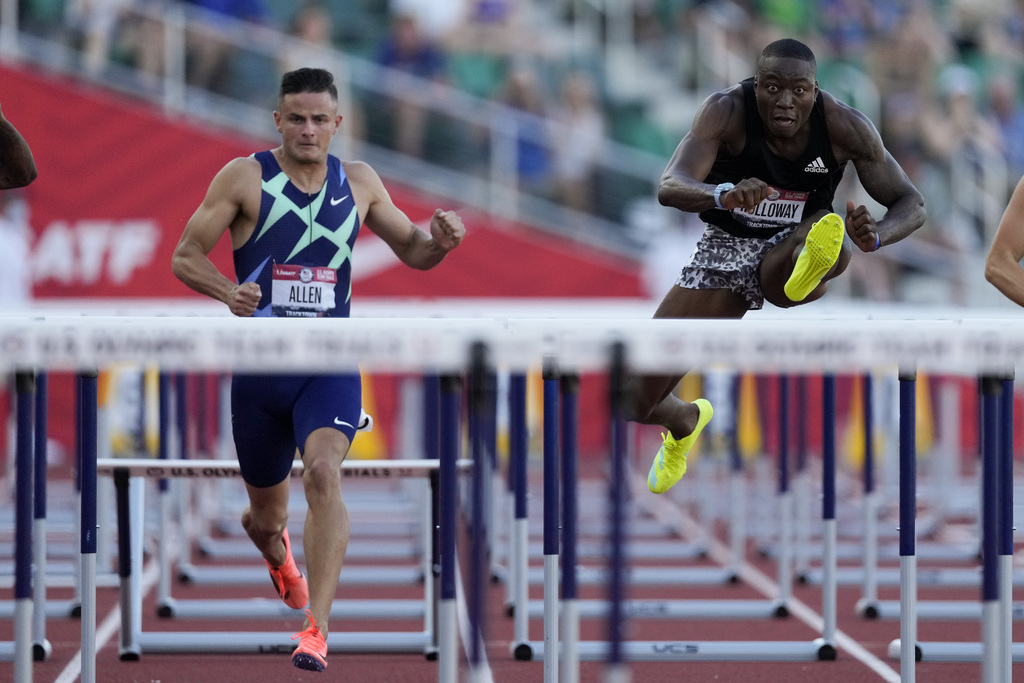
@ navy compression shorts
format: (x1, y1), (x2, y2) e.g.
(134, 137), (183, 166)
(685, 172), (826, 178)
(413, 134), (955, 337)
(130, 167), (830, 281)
(230, 372), (362, 488)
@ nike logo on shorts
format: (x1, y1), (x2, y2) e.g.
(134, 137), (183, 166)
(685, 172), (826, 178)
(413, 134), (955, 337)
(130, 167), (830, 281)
(334, 417), (354, 429)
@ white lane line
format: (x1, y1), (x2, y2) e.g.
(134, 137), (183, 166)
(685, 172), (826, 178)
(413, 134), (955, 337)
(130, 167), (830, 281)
(53, 559), (160, 683)
(635, 478), (901, 683)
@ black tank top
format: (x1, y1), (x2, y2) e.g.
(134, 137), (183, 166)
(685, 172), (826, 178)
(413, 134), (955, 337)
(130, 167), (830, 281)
(698, 78), (846, 238)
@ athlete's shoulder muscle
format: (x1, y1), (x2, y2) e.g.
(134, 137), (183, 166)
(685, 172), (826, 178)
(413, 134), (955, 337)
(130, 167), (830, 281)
(820, 92), (884, 164)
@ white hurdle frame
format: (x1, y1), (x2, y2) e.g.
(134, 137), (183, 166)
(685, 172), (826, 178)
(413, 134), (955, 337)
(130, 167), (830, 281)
(99, 457), (470, 659)
(5, 312), (1024, 682)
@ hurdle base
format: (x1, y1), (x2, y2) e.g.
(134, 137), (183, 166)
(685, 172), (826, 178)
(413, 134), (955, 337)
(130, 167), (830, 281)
(156, 596), (426, 620)
(525, 598), (791, 621)
(511, 641), (535, 661)
(855, 598), (879, 619)
(32, 639), (52, 662)
(522, 639), (835, 662)
(133, 630), (434, 656)
(886, 638), (923, 662)
(865, 598), (1024, 621)
(889, 639), (1024, 662)
(812, 637), (837, 661)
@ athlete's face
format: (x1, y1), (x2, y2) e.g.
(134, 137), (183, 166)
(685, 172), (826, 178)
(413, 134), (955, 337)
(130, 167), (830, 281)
(274, 91), (341, 164)
(754, 57), (818, 140)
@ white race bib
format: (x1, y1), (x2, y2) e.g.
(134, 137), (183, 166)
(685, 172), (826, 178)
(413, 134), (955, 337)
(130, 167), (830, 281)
(732, 186), (808, 233)
(271, 264), (337, 318)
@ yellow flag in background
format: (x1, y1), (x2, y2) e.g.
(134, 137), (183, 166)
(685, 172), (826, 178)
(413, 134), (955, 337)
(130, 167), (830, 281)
(844, 375), (866, 470)
(736, 373), (762, 462)
(916, 373), (935, 456)
(349, 372), (385, 460)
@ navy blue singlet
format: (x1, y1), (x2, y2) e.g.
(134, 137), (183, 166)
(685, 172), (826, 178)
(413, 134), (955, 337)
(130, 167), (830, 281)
(231, 151), (363, 488)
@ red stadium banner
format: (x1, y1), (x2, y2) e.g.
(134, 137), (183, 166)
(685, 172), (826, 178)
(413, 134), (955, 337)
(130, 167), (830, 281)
(0, 62), (648, 464)
(0, 62), (645, 301)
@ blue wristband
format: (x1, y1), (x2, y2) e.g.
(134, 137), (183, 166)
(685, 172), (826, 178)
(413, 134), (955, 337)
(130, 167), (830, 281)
(874, 234), (881, 251)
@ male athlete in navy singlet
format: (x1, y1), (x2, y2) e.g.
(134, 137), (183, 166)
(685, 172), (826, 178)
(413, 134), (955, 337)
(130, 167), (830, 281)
(171, 67), (464, 672)
(637, 39), (926, 496)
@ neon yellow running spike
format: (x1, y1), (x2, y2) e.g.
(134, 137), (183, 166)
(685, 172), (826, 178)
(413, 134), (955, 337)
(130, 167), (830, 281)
(648, 399), (713, 494)
(784, 212), (845, 302)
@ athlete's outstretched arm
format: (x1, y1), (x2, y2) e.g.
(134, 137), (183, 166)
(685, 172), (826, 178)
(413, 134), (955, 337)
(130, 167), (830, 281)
(829, 100), (926, 251)
(348, 161), (464, 270)
(986, 175), (1024, 307)
(0, 104), (37, 190)
(171, 158), (263, 316)
(657, 89), (768, 214)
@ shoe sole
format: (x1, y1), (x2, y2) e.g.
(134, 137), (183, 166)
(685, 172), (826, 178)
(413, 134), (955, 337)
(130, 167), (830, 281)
(784, 213), (844, 302)
(292, 652), (326, 672)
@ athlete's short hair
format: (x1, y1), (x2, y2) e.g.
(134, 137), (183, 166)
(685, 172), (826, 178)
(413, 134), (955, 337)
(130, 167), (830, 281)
(758, 39), (816, 71)
(279, 68), (338, 103)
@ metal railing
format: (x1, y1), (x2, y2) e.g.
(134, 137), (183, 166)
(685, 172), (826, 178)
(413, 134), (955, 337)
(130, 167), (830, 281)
(1, 0), (667, 256)
(0, 0), (1005, 304)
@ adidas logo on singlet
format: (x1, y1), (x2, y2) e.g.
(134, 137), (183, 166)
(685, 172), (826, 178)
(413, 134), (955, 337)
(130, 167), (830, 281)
(804, 157), (829, 173)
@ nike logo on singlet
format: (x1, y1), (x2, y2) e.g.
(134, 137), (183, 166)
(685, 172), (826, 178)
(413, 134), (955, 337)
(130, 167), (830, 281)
(330, 195), (349, 206)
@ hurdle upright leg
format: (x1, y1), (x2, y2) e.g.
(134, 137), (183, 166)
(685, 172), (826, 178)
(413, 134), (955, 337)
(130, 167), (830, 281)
(814, 374), (838, 658)
(560, 372), (580, 683)
(468, 341), (495, 682)
(78, 370), (99, 683)
(32, 371), (52, 660)
(998, 376), (1014, 682)
(542, 357), (560, 683)
(508, 372), (531, 659)
(438, 373), (462, 683)
(605, 342), (628, 683)
(10, 372), (34, 682)
(896, 368), (918, 681)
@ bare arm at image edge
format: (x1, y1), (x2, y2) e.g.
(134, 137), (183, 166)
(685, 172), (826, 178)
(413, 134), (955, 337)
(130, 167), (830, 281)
(985, 175), (1024, 307)
(0, 105), (37, 190)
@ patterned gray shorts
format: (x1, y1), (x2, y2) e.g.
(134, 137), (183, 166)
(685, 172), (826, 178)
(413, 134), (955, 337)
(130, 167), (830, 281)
(675, 223), (794, 310)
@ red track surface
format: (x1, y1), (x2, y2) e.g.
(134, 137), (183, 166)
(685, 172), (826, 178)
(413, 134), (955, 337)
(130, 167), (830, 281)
(3, 458), (1021, 683)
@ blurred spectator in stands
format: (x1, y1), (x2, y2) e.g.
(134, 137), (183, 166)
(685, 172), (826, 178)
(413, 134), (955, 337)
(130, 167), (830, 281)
(550, 70), (604, 213)
(66, 0), (164, 86)
(185, 0), (271, 95)
(919, 65), (1002, 174)
(497, 63), (550, 195)
(117, 4), (168, 88)
(986, 71), (1024, 184)
(675, 1), (753, 92)
(278, 3), (364, 154)
(865, 2), (951, 103)
(816, 0), (880, 64)
(374, 12), (447, 157)
(67, 0), (125, 77)
(443, 0), (539, 57)
(390, 0), (464, 42)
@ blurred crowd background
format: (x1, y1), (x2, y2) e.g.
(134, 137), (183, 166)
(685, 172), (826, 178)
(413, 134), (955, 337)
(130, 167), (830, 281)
(8, 0), (1024, 308)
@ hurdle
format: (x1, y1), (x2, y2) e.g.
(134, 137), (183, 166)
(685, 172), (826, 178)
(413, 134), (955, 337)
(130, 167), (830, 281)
(101, 455), (470, 657)
(9, 312), (1024, 682)
(888, 373), (1023, 680)
(511, 370), (797, 628)
(509, 350), (838, 667)
(142, 373), (435, 623)
(862, 374), (1024, 622)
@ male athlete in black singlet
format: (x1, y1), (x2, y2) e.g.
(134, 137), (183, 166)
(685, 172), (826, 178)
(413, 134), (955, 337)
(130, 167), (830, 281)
(171, 68), (465, 672)
(638, 39), (926, 495)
